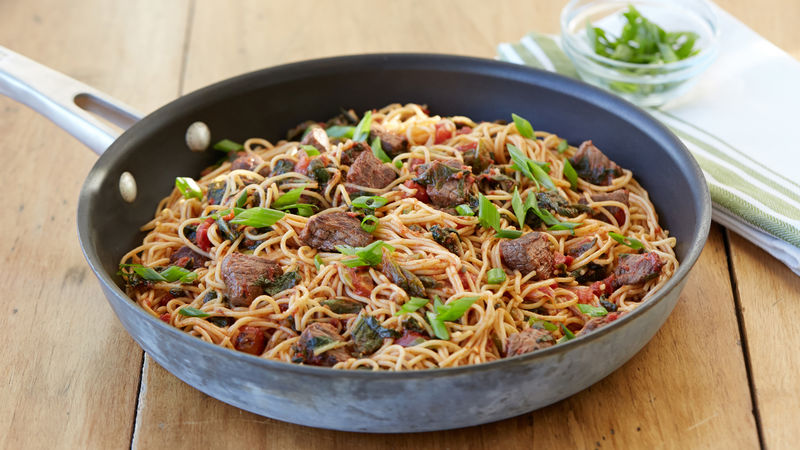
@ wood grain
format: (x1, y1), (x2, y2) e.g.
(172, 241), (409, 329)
(0, 0), (189, 448)
(727, 232), (800, 450)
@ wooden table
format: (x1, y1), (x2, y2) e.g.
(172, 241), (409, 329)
(1, 1), (798, 448)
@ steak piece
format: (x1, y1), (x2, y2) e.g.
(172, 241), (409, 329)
(583, 311), (626, 333)
(580, 189), (629, 224)
(414, 159), (474, 208)
(369, 123), (408, 157)
(292, 322), (351, 366)
(220, 252), (283, 307)
(340, 141), (370, 166)
(299, 212), (373, 252)
(613, 252), (664, 286)
(569, 140), (622, 186)
(346, 150), (397, 189)
(300, 126), (331, 153)
(231, 154), (264, 172)
(169, 246), (209, 269)
(499, 232), (555, 280)
(233, 326), (267, 355)
(505, 327), (555, 356)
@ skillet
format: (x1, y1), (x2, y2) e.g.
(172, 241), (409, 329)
(0, 48), (710, 433)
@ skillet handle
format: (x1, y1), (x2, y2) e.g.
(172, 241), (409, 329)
(0, 45), (143, 155)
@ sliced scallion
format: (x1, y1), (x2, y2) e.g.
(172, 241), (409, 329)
(557, 139), (569, 153)
(577, 303), (608, 317)
(352, 110), (372, 142)
(351, 195), (388, 210)
(361, 215), (379, 233)
(300, 145), (320, 156)
(455, 204), (474, 216)
(175, 177), (203, 200)
(487, 268), (507, 284)
(478, 194), (500, 231)
(371, 136), (391, 163)
(608, 232), (644, 250)
(228, 207), (285, 228)
(563, 158), (579, 190)
(394, 296), (430, 316)
(178, 306), (210, 318)
(213, 139), (243, 152)
(325, 126), (355, 139)
(511, 113), (535, 139)
(495, 229), (523, 239)
(271, 185), (306, 209)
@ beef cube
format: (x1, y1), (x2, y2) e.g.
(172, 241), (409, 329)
(580, 189), (629, 224)
(292, 322), (351, 366)
(221, 252), (283, 307)
(369, 123), (408, 157)
(233, 326), (267, 355)
(346, 150), (397, 189)
(505, 327), (555, 356)
(299, 212), (373, 252)
(568, 140), (622, 186)
(414, 159), (474, 208)
(613, 252), (663, 286)
(340, 141), (370, 166)
(231, 154), (264, 172)
(499, 232), (555, 280)
(583, 311), (626, 333)
(300, 126), (331, 153)
(169, 245), (209, 269)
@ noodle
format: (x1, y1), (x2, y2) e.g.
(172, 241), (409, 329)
(119, 103), (678, 370)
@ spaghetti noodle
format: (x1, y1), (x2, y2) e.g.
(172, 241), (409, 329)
(119, 103), (678, 370)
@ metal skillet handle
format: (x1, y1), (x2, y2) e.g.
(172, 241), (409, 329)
(0, 45), (143, 155)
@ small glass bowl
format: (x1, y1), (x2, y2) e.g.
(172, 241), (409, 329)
(560, 0), (720, 107)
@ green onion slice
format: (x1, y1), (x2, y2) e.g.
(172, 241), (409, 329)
(495, 229), (523, 239)
(528, 318), (558, 331)
(325, 126), (355, 139)
(507, 144), (535, 181)
(351, 195), (388, 210)
(557, 324), (576, 344)
(577, 303), (608, 317)
(300, 145), (320, 156)
(175, 177), (203, 200)
(511, 113), (535, 139)
(271, 186), (306, 209)
(213, 139), (243, 152)
(370, 136), (391, 163)
(394, 296), (430, 316)
(511, 188), (527, 227)
(478, 194), (500, 231)
(455, 204), (474, 216)
(229, 207), (285, 228)
(436, 296), (480, 322)
(335, 240), (394, 267)
(235, 191), (248, 208)
(178, 306), (210, 318)
(361, 215), (379, 233)
(487, 268), (507, 284)
(427, 311), (449, 340)
(563, 159), (578, 190)
(352, 110), (372, 142)
(608, 232), (644, 250)
(314, 254), (324, 271)
(557, 139), (569, 153)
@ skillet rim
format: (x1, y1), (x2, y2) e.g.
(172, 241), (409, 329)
(77, 52), (711, 379)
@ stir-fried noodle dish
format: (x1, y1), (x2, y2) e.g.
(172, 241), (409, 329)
(119, 103), (678, 370)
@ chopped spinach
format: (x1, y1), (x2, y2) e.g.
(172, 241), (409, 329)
(207, 180), (226, 205)
(256, 270), (301, 296)
(430, 225), (462, 255)
(321, 297), (364, 314)
(382, 257), (426, 298)
(351, 316), (399, 355)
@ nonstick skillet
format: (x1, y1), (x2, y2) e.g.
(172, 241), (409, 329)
(0, 48), (710, 433)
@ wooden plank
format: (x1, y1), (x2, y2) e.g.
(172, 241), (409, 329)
(728, 233), (800, 449)
(133, 0), (760, 447)
(133, 227), (759, 449)
(0, 0), (189, 448)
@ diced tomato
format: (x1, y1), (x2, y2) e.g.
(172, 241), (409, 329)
(434, 123), (452, 144)
(295, 150), (311, 174)
(408, 158), (426, 172)
(346, 267), (374, 297)
(456, 142), (477, 151)
(403, 180), (429, 203)
(572, 286), (594, 304)
(159, 313), (171, 323)
(196, 218), (214, 252)
(234, 326), (267, 355)
(554, 252), (574, 267)
(395, 331), (427, 347)
(456, 126), (473, 135)
(591, 275), (616, 297)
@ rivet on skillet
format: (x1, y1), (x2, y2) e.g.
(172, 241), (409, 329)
(186, 121), (210, 152)
(119, 171), (137, 203)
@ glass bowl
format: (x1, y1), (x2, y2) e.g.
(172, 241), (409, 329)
(560, 0), (720, 107)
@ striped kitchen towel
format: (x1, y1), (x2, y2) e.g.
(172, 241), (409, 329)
(498, 4), (800, 276)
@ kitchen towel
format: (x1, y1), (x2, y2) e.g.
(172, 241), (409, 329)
(497, 2), (800, 275)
